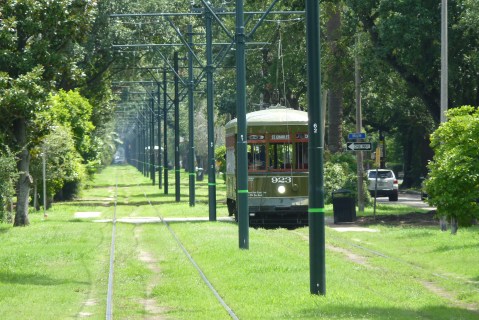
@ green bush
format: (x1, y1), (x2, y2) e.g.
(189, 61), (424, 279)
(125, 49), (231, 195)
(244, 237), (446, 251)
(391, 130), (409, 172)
(324, 152), (373, 206)
(324, 162), (347, 204)
(426, 106), (479, 231)
(215, 145), (227, 181)
(0, 146), (17, 222)
(31, 126), (87, 207)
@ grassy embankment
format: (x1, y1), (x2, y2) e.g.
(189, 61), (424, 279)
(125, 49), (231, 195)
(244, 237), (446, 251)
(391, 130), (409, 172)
(0, 165), (477, 319)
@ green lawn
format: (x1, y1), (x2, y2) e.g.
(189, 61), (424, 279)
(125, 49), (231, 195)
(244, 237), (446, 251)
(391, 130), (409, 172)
(0, 165), (477, 319)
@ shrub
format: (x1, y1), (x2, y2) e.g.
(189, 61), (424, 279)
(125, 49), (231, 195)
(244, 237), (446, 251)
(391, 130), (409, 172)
(0, 146), (17, 222)
(425, 106), (479, 232)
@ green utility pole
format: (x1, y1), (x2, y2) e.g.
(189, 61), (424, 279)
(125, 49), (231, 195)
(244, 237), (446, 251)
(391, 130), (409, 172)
(205, 10), (216, 221)
(142, 104), (147, 177)
(379, 131), (385, 169)
(174, 52), (181, 202)
(157, 83), (162, 189)
(306, 0), (326, 295)
(150, 96), (155, 185)
(146, 102), (151, 179)
(235, 0), (249, 249)
(163, 68), (169, 194)
(137, 125), (141, 172)
(188, 24), (196, 207)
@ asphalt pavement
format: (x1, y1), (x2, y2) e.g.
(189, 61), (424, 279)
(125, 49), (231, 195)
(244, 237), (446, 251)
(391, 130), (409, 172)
(375, 191), (436, 211)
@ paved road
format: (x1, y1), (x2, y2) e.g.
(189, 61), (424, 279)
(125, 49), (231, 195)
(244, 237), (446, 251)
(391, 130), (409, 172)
(375, 191), (436, 211)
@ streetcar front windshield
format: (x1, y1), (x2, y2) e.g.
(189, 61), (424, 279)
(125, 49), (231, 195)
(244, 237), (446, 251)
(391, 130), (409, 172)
(247, 134), (308, 172)
(269, 142), (292, 169)
(268, 141), (308, 171)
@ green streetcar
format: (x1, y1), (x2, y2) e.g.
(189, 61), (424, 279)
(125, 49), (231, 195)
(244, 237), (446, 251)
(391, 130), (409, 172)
(225, 107), (309, 226)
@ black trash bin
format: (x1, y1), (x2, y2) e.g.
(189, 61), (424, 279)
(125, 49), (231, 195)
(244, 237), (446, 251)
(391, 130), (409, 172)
(332, 189), (356, 224)
(196, 167), (204, 181)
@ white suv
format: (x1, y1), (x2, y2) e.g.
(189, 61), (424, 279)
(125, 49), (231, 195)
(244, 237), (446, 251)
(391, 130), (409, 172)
(367, 169), (399, 201)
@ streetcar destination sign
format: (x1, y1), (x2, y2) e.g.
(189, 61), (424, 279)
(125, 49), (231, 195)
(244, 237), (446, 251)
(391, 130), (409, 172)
(346, 142), (372, 151)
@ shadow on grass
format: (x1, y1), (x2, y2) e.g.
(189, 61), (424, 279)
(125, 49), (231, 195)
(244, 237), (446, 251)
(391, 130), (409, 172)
(63, 200), (108, 207)
(356, 211), (438, 227)
(89, 182), (153, 189)
(61, 198), (218, 208)
(0, 271), (88, 286)
(298, 304), (479, 319)
(433, 243), (479, 253)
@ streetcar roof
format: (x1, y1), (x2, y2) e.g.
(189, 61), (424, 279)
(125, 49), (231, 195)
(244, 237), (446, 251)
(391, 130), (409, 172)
(225, 107), (308, 129)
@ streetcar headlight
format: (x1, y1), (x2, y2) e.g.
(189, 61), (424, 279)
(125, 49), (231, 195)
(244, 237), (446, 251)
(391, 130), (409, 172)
(277, 185), (286, 194)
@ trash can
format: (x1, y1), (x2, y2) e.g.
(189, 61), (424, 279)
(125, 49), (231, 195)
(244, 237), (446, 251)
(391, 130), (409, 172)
(332, 189), (356, 224)
(196, 167), (204, 181)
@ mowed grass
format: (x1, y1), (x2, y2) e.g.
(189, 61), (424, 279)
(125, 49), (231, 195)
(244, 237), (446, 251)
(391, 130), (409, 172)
(0, 164), (478, 319)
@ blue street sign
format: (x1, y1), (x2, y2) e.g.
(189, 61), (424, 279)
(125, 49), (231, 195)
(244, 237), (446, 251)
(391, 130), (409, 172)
(348, 132), (366, 140)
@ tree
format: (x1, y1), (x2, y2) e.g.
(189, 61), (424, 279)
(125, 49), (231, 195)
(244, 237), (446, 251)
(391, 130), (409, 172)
(425, 106), (479, 234)
(0, 0), (97, 226)
(325, 2), (347, 153)
(43, 90), (95, 162)
(0, 67), (48, 226)
(343, 0), (479, 186)
(30, 126), (86, 209)
(344, 0), (479, 121)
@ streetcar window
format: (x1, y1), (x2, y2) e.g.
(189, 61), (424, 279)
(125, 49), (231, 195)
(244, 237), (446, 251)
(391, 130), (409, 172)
(295, 141), (308, 170)
(268, 143), (292, 170)
(226, 147), (235, 174)
(247, 144), (266, 171)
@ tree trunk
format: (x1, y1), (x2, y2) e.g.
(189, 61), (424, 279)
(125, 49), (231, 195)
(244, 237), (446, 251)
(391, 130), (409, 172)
(401, 127), (433, 188)
(13, 118), (31, 227)
(327, 89), (343, 153)
(33, 179), (40, 211)
(440, 216), (448, 231)
(450, 217), (458, 235)
(326, 5), (344, 153)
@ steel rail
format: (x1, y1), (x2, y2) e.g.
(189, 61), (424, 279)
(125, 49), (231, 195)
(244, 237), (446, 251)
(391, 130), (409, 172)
(142, 190), (239, 319)
(105, 172), (118, 319)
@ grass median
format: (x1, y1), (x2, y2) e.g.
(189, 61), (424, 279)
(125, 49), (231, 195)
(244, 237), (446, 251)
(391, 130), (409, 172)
(0, 164), (477, 319)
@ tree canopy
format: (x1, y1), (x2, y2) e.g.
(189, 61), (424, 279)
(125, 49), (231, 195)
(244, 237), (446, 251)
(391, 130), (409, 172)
(0, 0), (116, 225)
(1, 0), (479, 226)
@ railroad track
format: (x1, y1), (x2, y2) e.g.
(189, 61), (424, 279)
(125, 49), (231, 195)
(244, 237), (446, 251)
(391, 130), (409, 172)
(104, 168), (238, 319)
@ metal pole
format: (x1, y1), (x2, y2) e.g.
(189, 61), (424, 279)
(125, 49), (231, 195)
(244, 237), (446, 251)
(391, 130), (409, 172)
(441, 0), (448, 123)
(157, 83), (162, 189)
(306, 0), (325, 295)
(236, 0), (249, 249)
(379, 132), (385, 169)
(143, 107), (147, 176)
(150, 96), (156, 185)
(137, 126), (141, 171)
(355, 34), (364, 212)
(174, 52), (181, 202)
(188, 24), (196, 207)
(42, 150), (47, 217)
(145, 104), (150, 178)
(440, 0), (448, 231)
(163, 68), (169, 194)
(206, 10), (217, 221)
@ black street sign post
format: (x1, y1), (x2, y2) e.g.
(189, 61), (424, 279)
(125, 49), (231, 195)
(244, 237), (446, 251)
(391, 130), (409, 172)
(346, 142), (372, 151)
